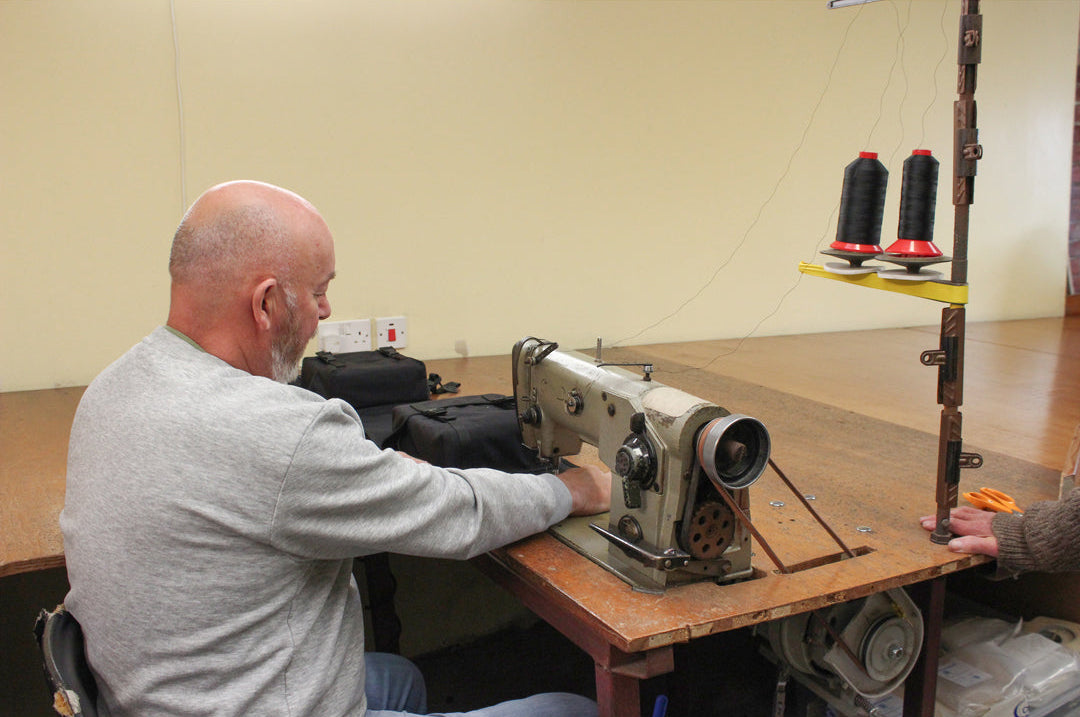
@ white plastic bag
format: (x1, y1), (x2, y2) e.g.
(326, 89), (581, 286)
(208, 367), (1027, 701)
(935, 617), (1080, 716)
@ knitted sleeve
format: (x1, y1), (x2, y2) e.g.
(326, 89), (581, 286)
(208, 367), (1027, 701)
(992, 488), (1080, 574)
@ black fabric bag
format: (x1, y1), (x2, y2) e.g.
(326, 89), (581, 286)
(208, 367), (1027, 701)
(297, 348), (430, 445)
(299, 348), (429, 409)
(382, 394), (556, 474)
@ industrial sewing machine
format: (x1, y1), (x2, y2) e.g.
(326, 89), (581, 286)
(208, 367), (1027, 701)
(512, 336), (772, 592)
(512, 337), (925, 713)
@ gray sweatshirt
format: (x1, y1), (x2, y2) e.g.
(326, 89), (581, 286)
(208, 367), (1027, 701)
(61, 327), (572, 716)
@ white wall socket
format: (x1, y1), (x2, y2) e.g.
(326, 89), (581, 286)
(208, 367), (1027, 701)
(318, 319), (372, 352)
(375, 316), (408, 349)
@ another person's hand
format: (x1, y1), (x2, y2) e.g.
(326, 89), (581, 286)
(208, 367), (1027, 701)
(919, 506), (999, 557)
(557, 464), (612, 516)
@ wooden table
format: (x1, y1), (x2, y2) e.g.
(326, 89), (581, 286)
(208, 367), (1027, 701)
(432, 318), (1078, 717)
(5, 318), (1077, 715)
(0, 386), (83, 577)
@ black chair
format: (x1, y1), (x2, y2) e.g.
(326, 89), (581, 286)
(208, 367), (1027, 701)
(33, 604), (109, 717)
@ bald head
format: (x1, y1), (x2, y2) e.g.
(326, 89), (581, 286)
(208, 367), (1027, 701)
(170, 181), (322, 290)
(166, 181), (336, 380)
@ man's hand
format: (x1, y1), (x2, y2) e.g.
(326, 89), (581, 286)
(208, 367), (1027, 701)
(557, 464), (611, 516)
(919, 506), (999, 557)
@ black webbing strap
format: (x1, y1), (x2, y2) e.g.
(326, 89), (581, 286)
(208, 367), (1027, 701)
(315, 351), (346, 368)
(428, 373), (461, 395)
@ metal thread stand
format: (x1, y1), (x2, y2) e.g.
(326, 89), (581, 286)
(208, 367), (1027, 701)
(798, 2), (986, 540)
(928, 0), (983, 545)
(799, 3), (985, 715)
(904, 4), (983, 717)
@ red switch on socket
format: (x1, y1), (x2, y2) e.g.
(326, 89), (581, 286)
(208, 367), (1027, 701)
(388, 327), (397, 342)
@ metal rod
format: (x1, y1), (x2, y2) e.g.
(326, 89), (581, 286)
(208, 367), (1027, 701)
(768, 459), (856, 558)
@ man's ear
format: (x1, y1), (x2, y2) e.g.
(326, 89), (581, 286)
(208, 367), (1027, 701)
(251, 277), (279, 332)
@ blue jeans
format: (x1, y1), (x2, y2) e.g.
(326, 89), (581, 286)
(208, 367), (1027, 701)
(365, 652), (598, 717)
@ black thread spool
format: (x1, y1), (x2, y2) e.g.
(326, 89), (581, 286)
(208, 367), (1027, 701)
(831, 151), (888, 255)
(886, 149), (942, 257)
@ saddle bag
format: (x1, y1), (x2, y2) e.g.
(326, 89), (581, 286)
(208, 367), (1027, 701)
(382, 394), (556, 474)
(297, 348), (430, 445)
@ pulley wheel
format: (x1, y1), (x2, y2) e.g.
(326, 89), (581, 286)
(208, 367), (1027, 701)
(860, 615), (916, 683)
(696, 414), (770, 490)
(685, 501), (736, 559)
(771, 612), (816, 676)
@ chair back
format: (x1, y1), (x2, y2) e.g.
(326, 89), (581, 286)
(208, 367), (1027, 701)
(33, 604), (108, 717)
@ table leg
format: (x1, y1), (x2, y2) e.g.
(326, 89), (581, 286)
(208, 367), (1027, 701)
(595, 663), (641, 717)
(904, 575), (947, 717)
(472, 554), (674, 717)
(356, 552), (401, 653)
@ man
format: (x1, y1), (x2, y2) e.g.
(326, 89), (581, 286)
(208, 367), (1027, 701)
(61, 180), (610, 716)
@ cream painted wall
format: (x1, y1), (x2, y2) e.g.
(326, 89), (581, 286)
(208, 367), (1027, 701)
(2, 0), (1076, 392)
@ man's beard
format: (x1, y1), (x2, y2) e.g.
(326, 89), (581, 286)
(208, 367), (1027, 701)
(269, 290), (315, 384)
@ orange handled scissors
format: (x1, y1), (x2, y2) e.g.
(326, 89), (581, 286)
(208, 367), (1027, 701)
(963, 487), (1023, 514)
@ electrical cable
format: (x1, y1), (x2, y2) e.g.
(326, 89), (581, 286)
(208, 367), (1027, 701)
(613, 1), (953, 376)
(611, 3), (867, 349)
(917, 0), (953, 151)
(170, 0), (188, 215)
(874, 0), (912, 167)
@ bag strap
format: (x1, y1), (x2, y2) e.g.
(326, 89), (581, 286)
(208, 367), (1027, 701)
(428, 373), (461, 395)
(416, 406), (452, 421)
(381, 403), (451, 450)
(483, 394), (516, 409)
(315, 351), (346, 368)
(315, 347), (415, 368)
(416, 395), (514, 411)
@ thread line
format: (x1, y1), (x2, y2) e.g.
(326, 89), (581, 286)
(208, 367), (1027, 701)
(611, 4), (866, 349)
(615, 0), (950, 375)
(170, 0), (187, 215)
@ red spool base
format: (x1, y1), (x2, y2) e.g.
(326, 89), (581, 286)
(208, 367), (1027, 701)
(830, 240), (883, 254)
(884, 239), (943, 258)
